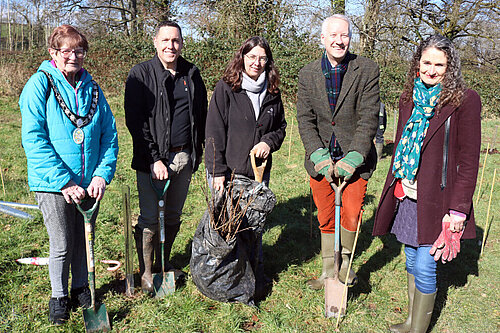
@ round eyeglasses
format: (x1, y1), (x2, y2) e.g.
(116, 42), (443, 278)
(244, 54), (268, 64)
(56, 48), (87, 59)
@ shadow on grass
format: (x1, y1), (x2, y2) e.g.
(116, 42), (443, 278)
(171, 238), (193, 271)
(261, 192), (403, 293)
(350, 202), (403, 299)
(261, 194), (321, 282)
(428, 226), (481, 331)
(381, 142), (395, 160)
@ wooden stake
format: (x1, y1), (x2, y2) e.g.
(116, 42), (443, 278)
(309, 188), (313, 239)
(287, 117), (294, 163)
(476, 143), (490, 205)
(480, 168), (496, 257)
(335, 209), (364, 329)
(0, 163), (5, 197)
(393, 108), (397, 143)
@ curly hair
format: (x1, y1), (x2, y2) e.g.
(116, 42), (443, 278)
(223, 36), (280, 94)
(48, 25), (88, 52)
(402, 35), (466, 112)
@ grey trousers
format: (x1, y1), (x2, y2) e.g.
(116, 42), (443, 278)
(36, 192), (98, 298)
(136, 150), (193, 231)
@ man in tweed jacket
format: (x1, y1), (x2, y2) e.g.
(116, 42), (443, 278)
(297, 14), (380, 289)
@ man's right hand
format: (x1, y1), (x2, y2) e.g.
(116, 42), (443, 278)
(61, 180), (86, 204)
(310, 148), (334, 182)
(150, 160), (169, 180)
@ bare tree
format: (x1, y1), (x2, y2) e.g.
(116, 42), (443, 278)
(53, 0), (177, 36)
(358, 0), (381, 56)
(7, 0), (12, 50)
(330, 0), (345, 14)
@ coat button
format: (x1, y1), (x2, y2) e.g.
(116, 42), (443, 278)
(331, 121), (335, 126)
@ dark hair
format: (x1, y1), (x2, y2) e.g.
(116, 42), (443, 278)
(155, 21), (183, 40)
(402, 34), (466, 111)
(223, 36), (280, 94)
(48, 25), (88, 51)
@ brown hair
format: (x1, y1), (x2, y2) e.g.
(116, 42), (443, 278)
(48, 25), (89, 51)
(155, 21), (183, 40)
(402, 34), (466, 112)
(223, 36), (280, 94)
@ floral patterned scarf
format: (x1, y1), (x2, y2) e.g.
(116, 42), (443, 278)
(392, 78), (441, 181)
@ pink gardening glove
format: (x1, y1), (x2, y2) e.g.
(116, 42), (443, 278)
(429, 215), (453, 263)
(449, 211), (466, 259)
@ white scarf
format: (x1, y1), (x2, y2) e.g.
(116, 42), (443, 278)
(242, 72), (267, 120)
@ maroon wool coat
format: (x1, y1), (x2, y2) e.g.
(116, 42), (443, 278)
(373, 89), (481, 245)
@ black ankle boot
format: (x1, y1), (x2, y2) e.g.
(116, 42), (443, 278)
(48, 296), (70, 325)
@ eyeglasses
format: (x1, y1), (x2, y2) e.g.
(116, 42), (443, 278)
(245, 54), (268, 64)
(55, 48), (87, 59)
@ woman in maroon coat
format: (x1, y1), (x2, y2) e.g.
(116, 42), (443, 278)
(373, 35), (481, 333)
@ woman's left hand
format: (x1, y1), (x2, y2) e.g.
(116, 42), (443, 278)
(251, 142), (271, 159)
(87, 176), (106, 201)
(449, 212), (466, 232)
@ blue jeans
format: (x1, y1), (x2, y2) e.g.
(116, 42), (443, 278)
(404, 245), (437, 294)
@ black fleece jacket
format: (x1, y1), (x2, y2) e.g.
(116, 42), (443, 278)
(125, 55), (207, 173)
(205, 79), (287, 179)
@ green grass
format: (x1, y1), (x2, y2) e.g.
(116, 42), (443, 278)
(0, 94), (498, 332)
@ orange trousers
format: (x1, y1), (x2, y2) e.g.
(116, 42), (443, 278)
(310, 175), (367, 233)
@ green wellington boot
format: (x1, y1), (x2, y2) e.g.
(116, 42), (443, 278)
(409, 289), (436, 333)
(306, 233), (335, 290)
(140, 227), (157, 294)
(390, 273), (416, 333)
(339, 226), (357, 286)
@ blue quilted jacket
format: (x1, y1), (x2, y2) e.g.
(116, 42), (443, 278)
(19, 60), (118, 192)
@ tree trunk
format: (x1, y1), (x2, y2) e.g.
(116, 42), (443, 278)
(330, 0), (345, 14)
(7, 0), (12, 51)
(359, 0), (380, 57)
(129, 0), (137, 35)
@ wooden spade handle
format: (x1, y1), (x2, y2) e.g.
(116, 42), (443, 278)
(250, 150), (268, 183)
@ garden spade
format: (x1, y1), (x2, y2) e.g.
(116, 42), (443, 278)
(325, 180), (347, 318)
(150, 178), (175, 298)
(76, 200), (111, 332)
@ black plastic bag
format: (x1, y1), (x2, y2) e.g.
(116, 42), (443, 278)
(190, 175), (276, 305)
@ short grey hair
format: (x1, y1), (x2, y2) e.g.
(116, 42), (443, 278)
(321, 14), (352, 38)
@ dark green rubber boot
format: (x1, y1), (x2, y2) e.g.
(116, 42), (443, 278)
(409, 289), (436, 333)
(306, 233), (335, 290)
(339, 226), (357, 286)
(390, 273), (416, 333)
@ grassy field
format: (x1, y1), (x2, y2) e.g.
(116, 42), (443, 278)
(0, 94), (498, 332)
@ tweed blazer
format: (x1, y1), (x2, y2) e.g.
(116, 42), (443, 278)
(296, 53), (380, 180)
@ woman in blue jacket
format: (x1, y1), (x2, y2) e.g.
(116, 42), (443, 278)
(19, 25), (118, 325)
